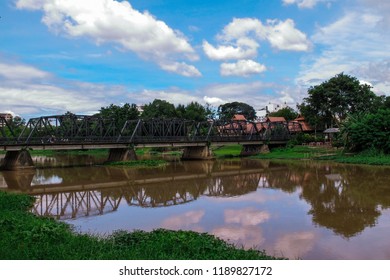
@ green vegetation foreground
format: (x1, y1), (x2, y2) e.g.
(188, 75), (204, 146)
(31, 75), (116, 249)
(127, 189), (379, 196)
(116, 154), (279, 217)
(0, 191), (278, 260)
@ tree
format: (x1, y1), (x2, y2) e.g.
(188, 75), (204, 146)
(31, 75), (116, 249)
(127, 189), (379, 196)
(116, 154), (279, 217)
(298, 73), (377, 129)
(141, 99), (177, 119)
(218, 102), (256, 121)
(268, 106), (298, 121)
(99, 103), (139, 129)
(182, 102), (209, 122)
(341, 109), (390, 153)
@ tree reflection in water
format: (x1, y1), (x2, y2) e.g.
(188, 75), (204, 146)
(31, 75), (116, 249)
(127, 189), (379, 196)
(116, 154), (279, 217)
(2, 159), (390, 239)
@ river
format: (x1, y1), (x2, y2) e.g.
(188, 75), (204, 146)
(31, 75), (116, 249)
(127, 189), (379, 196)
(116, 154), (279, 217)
(1, 153), (390, 259)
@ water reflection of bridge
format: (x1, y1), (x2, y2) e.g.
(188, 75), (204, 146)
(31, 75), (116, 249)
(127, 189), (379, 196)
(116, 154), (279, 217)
(2, 161), (277, 220)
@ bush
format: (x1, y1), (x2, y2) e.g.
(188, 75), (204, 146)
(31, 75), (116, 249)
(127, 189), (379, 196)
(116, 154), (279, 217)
(342, 109), (390, 153)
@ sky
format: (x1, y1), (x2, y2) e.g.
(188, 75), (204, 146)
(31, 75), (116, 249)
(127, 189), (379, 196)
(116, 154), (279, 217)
(0, 0), (389, 119)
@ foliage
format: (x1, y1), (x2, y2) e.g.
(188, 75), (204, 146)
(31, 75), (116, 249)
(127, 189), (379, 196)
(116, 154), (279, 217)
(288, 133), (323, 145)
(268, 106), (298, 121)
(99, 103), (139, 130)
(341, 109), (390, 153)
(0, 191), (278, 260)
(141, 99), (177, 119)
(218, 102), (256, 121)
(176, 101), (210, 122)
(298, 73), (378, 129)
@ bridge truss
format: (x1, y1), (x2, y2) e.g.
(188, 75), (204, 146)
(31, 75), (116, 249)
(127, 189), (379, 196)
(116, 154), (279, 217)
(1, 114), (303, 148)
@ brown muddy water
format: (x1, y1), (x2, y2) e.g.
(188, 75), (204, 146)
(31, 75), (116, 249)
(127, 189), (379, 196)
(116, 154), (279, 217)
(1, 153), (390, 260)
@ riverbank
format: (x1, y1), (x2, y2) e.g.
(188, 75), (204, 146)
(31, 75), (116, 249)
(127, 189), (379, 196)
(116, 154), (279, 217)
(252, 146), (390, 166)
(0, 191), (279, 260)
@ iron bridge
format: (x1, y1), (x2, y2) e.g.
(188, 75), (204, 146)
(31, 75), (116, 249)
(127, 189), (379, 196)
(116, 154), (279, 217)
(0, 114), (302, 150)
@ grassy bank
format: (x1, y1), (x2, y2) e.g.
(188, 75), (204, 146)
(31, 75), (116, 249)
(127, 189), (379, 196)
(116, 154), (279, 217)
(0, 191), (279, 260)
(253, 145), (390, 166)
(212, 144), (242, 158)
(252, 146), (335, 160)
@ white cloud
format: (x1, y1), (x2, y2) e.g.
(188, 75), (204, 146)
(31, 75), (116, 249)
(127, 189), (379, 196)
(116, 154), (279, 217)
(0, 62), (50, 80)
(220, 59), (266, 77)
(203, 96), (225, 105)
(16, 0), (200, 77)
(0, 60), (122, 117)
(202, 40), (258, 61)
(159, 61), (202, 77)
(265, 19), (311, 51)
(203, 17), (310, 62)
(282, 0), (332, 9)
(131, 88), (202, 106)
(202, 81), (299, 110)
(297, 8), (390, 94)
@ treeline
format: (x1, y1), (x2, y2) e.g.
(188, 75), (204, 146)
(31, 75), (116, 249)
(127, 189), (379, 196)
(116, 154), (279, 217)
(298, 73), (390, 154)
(96, 100), (264, 130)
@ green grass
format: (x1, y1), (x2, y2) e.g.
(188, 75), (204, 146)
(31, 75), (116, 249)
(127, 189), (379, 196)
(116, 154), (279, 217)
(0, 191), (280, 260)
(105, 159), (167, 168)
(252, 145), (334, 160)
(212, 144), (242, 158)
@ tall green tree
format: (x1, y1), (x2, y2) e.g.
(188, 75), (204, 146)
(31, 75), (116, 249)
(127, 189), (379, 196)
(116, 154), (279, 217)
(298, 73), (377, 129)
(141, 99), (177, 119)
(268, 106), (298, 121)
(218, 102), (256, 121)
(99, 103), (139, 129)
(183, 102), (209, 122)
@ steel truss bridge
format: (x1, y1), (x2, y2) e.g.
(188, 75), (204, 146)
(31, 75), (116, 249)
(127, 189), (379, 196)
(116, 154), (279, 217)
(1, 114), (302, 150)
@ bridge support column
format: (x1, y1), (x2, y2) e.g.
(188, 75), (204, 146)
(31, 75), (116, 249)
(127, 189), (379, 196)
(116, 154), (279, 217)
(1, 150), (34, 170)
(240, 144), (269, 157)
(181, 146), (214, 160)
(106, 148), (137, 163)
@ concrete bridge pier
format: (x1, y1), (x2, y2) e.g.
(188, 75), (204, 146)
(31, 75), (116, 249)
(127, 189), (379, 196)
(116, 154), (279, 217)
(1, 150), (35, 170)
(181, 146), (214, 160)
(240, 144), (269, 157)
(106, 148), (137, 163)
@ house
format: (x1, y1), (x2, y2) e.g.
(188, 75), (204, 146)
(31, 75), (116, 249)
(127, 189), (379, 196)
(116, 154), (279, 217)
(293, 115), (313, 132)
(0, 113), (13, 128)
(265, 116), (286, 123)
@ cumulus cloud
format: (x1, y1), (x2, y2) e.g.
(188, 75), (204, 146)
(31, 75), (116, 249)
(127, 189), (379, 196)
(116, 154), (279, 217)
(265, 19), (312, 51)
(16, 0), (200, 77)
(203, 17), (311, 61)
(220, 59), (266, 77)
(203, 40), (259, 61)
(203, 96), (225, 105)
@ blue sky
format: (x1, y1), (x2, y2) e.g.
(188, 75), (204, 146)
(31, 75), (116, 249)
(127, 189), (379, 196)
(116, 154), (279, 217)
(0, 0), (389, 119)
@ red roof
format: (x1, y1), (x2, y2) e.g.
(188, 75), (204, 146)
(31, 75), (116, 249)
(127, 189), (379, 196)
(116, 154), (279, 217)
(232, 114), (247, 121)
(293, 115), (313, 132)
(266, 116), (286, 122)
